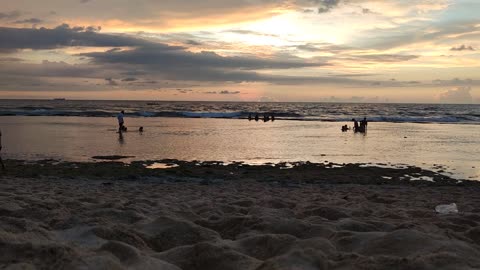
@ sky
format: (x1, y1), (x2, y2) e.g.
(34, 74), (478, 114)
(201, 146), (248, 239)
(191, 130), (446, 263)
(0, 0), (479, 103)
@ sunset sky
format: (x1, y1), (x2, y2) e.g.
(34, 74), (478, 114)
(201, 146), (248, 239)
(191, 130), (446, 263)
(0, 0), (479, 103)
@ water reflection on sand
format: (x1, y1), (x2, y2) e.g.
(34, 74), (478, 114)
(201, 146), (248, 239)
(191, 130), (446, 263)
(1, 116), (479, 180)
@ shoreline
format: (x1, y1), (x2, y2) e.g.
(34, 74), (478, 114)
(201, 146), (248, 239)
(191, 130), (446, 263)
(0, 158), (471, 185)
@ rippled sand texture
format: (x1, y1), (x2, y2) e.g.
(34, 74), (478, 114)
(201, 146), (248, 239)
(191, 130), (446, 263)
(1, 177), (480, 270)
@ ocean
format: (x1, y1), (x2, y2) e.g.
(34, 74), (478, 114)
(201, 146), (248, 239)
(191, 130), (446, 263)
(0, 99), (479, 123)
(0, 100), (479, 180)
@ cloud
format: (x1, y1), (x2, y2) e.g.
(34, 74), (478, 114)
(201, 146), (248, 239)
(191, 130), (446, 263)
(450, 44), (475, 51)
(176, 88), (193, 94)
(81, 46), (325, 70)
(296, 44), (320, 52)
(0, 57), (24, 62)
(75, 38), (329, 84)
(355, 20), (480, 50)
(347, 54), (419, 62)
(219, 90), (240, 94)
(258, 96), (278, 102)
(104, 77), (118, 86)
(0, 60), (104, 78)
(121, 77), (138, 82)
(225, 29), (278, 37)
(362, 8), (372, 14)
(0, 11), (21, 20)
(432, 78), (480, 87)
(316, 0), (340, 13)
(13, 18), (43, 24)
(0, 24), (163, 50)
(0, 0), (290, 32)
(438, 86), (473, 104)
(185, 40), (202, 46)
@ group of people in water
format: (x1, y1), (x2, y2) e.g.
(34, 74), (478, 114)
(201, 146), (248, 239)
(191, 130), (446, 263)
(117, 110), (368, 134)
(248, 113), (275, 122)
(342, 117), (368, 133)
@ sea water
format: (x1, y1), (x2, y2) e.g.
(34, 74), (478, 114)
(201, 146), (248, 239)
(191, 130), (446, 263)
(0, 103), (479, 180)
(0, 100), (479, 123)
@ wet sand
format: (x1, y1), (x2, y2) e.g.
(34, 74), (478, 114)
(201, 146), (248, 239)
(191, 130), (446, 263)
(1, 160), (480, 269)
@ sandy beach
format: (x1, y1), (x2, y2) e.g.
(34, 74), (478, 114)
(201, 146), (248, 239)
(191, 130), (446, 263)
(1, 160), (480, 269)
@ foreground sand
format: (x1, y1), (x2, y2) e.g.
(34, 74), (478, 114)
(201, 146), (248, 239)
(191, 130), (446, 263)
(1, 160), (480, 269)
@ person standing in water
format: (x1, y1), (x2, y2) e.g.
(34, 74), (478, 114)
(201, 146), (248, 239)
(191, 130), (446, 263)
(0, 130), (5, 171)
(362, 117), (368, 131)
(352, 118), (359, 132)
(263, 114), (270, 122)
(117, 110), (125, 132)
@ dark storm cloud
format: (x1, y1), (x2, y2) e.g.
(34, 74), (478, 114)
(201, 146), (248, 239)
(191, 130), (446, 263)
(0, 24), (180, 50)
(13, 18), (44, 24)
(450, 44), (475, 51)
(80, 45), (327, 71)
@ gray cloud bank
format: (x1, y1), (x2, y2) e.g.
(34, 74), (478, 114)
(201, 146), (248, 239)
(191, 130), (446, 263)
(0, 24), (159, 50)
(450, 44), (475, 51)
(439, 87), (474, 104)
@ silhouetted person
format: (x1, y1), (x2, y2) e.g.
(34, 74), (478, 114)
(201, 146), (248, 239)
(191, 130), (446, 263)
(362, 117), (368, 131)
(352, 118), (359, 132)
(117, 110), (125, 133)
(0, 130), (4, 171)
(255, 113), (259, 122)
(271, 114), (275, 122)
(139, 126), (144, 132)
(341, 125), (349, 132)
(248, 113), (252, 121)
(263, 114), (270, 122)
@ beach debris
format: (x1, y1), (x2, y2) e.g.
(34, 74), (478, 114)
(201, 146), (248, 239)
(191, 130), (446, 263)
(435, 203), (458, 214)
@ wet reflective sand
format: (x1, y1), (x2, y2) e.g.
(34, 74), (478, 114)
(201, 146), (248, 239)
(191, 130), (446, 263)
(1, 116), (479, 180)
